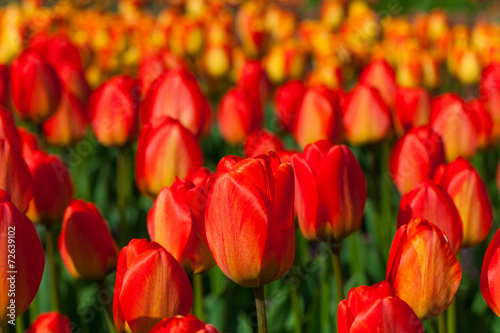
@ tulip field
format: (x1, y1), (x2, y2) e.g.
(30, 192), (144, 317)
(4, 0), (500, 332)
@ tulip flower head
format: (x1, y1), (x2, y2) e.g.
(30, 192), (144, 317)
(150, 314), (219, 333)
(481, 227), (500, 317)
(27, 312), (71, 333)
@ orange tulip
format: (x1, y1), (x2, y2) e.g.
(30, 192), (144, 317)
(393, 86), (430, 135)
(481, 227), (500, 316)
(0, 189), (45, 327)
(136, 117), (203, 196)
(150, 314), (219, 333)
(434, 158), (493, 248)
(338, 281), (423, 333)
(58, 200), (119, 279)
(113, 239), (193, 333)
(359, 59), (397, 107)
(291, 141), (366, 242)
(387, 217), (462, 319)
(27, 312), (71, 333)
(204, 152), (294, 288)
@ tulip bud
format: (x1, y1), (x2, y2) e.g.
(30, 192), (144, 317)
(170, 17), (204, 57)
(397, 179), (463, 254)
(113, 239), (193, 333)
(204, 152), (295, 288)
(136, 117), (203, 196)
(393, 87), (430, 135)
(244, 129), (284, 158)
(140, 69), (211, 137)
(10, 50), (61, 124)
(217, 86), (262, 145)
(235, 2), (268, 57)
(480, 63), (500, 124)
(263, 41), (306, 84)
(58, 200), (119, 279)
(306, 56), (343, 89)
(274, 80), (306, 132)
(0, 138), (33, 213)
(291, 141), (366, 242)
(43, 92), (87, 146)
(430, 94), (478, 161)
(294, 85), (343, 149)
(481, 228), (500, 316)
(0, 189), (45, 327)
(150, 314), (219, 333)
(421, 52), (441, 89)
(396, 54), (422, 88)
(27, 312), (71, 333)
(148, 168), (215, 275)
(89, 75), (140, 147)
(203, 44), (232, 79)
(342, 84), (392, 145)
(456, 48), (482, 85)
(359, 59), (397, 107)
(389, 126), (445, 194)
(467, 99), (493, 149)
(320, 0), (345, 30)
(0, 108), (22, 151)
(387, 217), (462, 319)
(434, 158), (493, 248)
(265, 5), (296, 42)
(236, 59), (270, 106)
(338, 281), (423, 333)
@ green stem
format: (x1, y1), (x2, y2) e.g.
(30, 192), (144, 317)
(381, 142), (393, 248)
(290, 276), (302, 333)
(29, 293), (39, 324)
(438, 313), (446, 333)
(98, 279), (117, 333)
(193, 274), (205, 321)
(254, 286), (268, 333)
(320, 266), (330, 333)
(117, 148), (129, 247)
(331, 243), (345, 301)
(15, 314), (24, 333)
(46, 227), (60, 312)
(446, 299), (456, 333)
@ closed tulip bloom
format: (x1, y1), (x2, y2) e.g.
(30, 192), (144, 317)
(456, 48), (481, 85)
(467, 99), (493, 149)
(387, 217), (462, 319)
(342, 84), (392, 145)
(244, 129), (284, 158)
(434, 158), (493, 248)
(397, 179), (463, 254)
(481, 228), (500, 316)
(113, 239), (193, 333)
(274, 80), (306, 132)
(338, 281), (423, 333)
(140, 69), (211, 137)
(480, 63), (500, 124)
(58, 200), (119, 279)
(136, 117), (203, 196)
(43, 92), (87, 146)
(23, 150), (73, 226)
(148, 168), (215, 275)
(0, 190), (45, 327)
(10, 50), (61, 124)
(294, 85), (342, 149)
(89, 75), (140, 147)
(150, 315), (219, 333)
(389, 126), (446, 194)
(430, 94), (478, 161)
(236, 59), (270, 106)
(217, 86), (262, 145)
(27, 312), (71, 333)
(359, 59), (397, 107)
(291, 141), (366, 242)
(0, 108), (22, 151)
(204, 152), (295, 288)
(393, 87), (430, 135)
(0, 138), (33, 213)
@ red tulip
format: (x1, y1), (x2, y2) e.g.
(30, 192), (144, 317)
(338, 281), (423, 333)
(397, 179), (463, 254)
(140, 69), (211, 137)
(113, 239), (193, 333)
(430, 93), (478, 161)
(43, 92), (87, 146)
(217, 86), (262, 145)
(387, 217), (462, 319)
(393, 86), (430, 135)
(274, 80), (306, 132)
(481, 62), (500, 124)
(204, 152), (294, 287)
(0, 189), (45, 327)
(0, 65), (10, 109)
(434, 157), (493, 248)
(237, 59), (270, 106)
(0, 138), (33, 213)
(10, 50), (61, 124)
(481, 227), (500, 316)
(0, 108), (22, 151)
(467, 99), (493, 149)
(359, 59), (397, 107)
(293, 85), (342, 149)
(138, 51), (186, 97)
(89, 75), (140, 147)
(148, 167), (215, 275)
(150, 315), (219, 333)
(389, 126), (446, 194)
(244, 129), (284, 158)
(27, 312), (71, 333)
(342, 84), (392, 145)
(136, 117), (203, 196)
(291, 141), (366, 242)
(58, 200), (119, 279)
